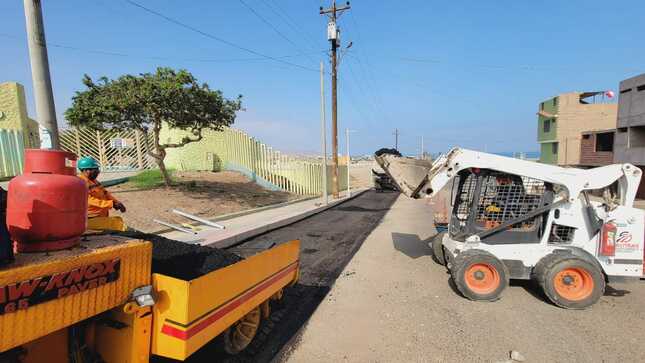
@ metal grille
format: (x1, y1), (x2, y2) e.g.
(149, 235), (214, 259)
(549, 224), (575, 243)
(454, 174), (477, 221)
(59, 128), (157, 171)
(475, 174), (546, 230)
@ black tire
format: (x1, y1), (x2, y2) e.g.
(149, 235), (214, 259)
(451, 249), (509, 302)
(222, 306), (262, 355)
(430, 232), (446, 266)
(535, 254), (605, 309)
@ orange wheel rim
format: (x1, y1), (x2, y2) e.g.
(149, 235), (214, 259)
(464, 263), (500, 294)
(553, 268), (594, 301)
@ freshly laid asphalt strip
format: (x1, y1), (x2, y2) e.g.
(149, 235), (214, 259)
(157, 190), (399, 363)
(116, 231), (242, 280)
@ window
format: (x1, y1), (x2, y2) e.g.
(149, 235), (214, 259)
(553, 97), (558, 106)
(582, 134), (591, 140)
(638, 84), (645, 92)
(552, 143), (558, 154)
(618, 127), (628, 133)
(629, 126), (645, 148)
(595, 132), (614, 152)
(540, 102), (544, 111)
(620, 88), (632, 94)
(543, 119), (551, 133)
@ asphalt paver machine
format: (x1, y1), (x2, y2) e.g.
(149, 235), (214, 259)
(377, 148), (645, 309)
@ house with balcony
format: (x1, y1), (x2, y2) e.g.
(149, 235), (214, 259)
(537, 92), (617, 166)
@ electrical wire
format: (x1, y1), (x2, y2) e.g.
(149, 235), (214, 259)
(0, 33), (325, 63)
(123, 0), (319, 73)
(237, 0), (318, 66)
(260, 0), (322, 53)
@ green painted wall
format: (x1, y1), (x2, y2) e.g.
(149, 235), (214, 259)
(160, 126), (347, 195)
(539, 142), (558, 164)
(538, 96), (559, 164)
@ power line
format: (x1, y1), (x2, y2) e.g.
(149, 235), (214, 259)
(345, 11), (393, 125)
(398, 56), (643, 74)
(260, 0), (321, 52)
(344, 59), (380, 124)
(123, 0), (319, 73)
(0, 33), (325, 64)
(237, 0), (318, 65)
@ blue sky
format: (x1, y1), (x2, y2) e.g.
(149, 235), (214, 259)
(1, 0), (643, 156)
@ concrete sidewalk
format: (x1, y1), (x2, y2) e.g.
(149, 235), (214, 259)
(161, 189), (369, 248)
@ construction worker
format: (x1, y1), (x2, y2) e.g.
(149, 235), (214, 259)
(77, 156), (126, 218)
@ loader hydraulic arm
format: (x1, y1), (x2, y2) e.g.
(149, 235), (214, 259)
(375, 148), (642, 207)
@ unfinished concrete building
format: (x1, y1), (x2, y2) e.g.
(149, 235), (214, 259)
(579, 129), (615, 166)
(537, 92), (617, 166)
(613, 73), (645, 197)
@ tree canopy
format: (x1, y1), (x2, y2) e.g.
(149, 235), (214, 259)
(65, 67), (242, 186)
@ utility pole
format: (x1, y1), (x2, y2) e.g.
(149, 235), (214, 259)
(345, 128), (355, 198)
(320, 62), (328, 205)
(420, 135), (424, 159)
(393, 128), (399, 150)
(23, 0), (59, 149)
(320, 1), (350, 198)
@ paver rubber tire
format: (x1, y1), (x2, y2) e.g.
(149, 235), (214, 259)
(431, 232), (446, 266)
(223, 306), (262, 355)
(535, 254), (605, 309)
(451, 249), (509, 302)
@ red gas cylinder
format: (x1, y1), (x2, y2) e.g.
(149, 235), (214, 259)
(7, 149), (88, 252)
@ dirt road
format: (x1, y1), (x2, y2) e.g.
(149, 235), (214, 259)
(286, 195), (645, 363)
(166, 190), (399, 362)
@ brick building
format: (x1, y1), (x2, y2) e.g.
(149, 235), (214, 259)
(579, 129), (615, 167)
(537, 92), (617, 166)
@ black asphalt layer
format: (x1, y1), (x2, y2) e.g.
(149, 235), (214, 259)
(158, 190), (399, 363)
(184, 191), (399, 362)
(116, 231), (243, 280)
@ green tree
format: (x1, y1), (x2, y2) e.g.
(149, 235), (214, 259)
(65, 67), (242, 186)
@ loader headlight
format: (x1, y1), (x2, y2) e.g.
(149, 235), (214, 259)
(131, 285), (155, 307)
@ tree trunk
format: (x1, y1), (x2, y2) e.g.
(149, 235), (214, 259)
(151, 122), (172, 187)
(155, 156), (172, 187)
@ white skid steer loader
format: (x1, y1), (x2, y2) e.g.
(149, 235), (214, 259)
(376, 148), (645, 309)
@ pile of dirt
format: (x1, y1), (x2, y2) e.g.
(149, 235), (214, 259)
(117, 231), (243, 280)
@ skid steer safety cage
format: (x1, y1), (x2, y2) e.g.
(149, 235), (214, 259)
(450, 169), (553, 240)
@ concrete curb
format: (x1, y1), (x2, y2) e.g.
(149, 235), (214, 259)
(203, 188), (371, 249)
(150, 195), (320, 235)
(102, 177), (130, 187)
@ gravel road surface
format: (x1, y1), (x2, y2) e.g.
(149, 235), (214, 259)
(286, 195), (645, 363)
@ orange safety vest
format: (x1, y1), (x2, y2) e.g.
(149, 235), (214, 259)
(78, 174), (120, 218)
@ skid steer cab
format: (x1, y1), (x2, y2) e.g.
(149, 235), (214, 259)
(376, 148), (645, 309)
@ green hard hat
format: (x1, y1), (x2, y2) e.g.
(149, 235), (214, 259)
(78, 156), (100, 170)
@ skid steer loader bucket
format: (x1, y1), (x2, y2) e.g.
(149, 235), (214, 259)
(375, 154), (433, 198)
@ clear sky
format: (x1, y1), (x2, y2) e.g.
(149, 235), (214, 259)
(1, 0), (643, 156)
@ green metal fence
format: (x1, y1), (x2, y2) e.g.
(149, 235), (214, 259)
(0, 129), (25, 179)
(163, 127), (347, 196)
